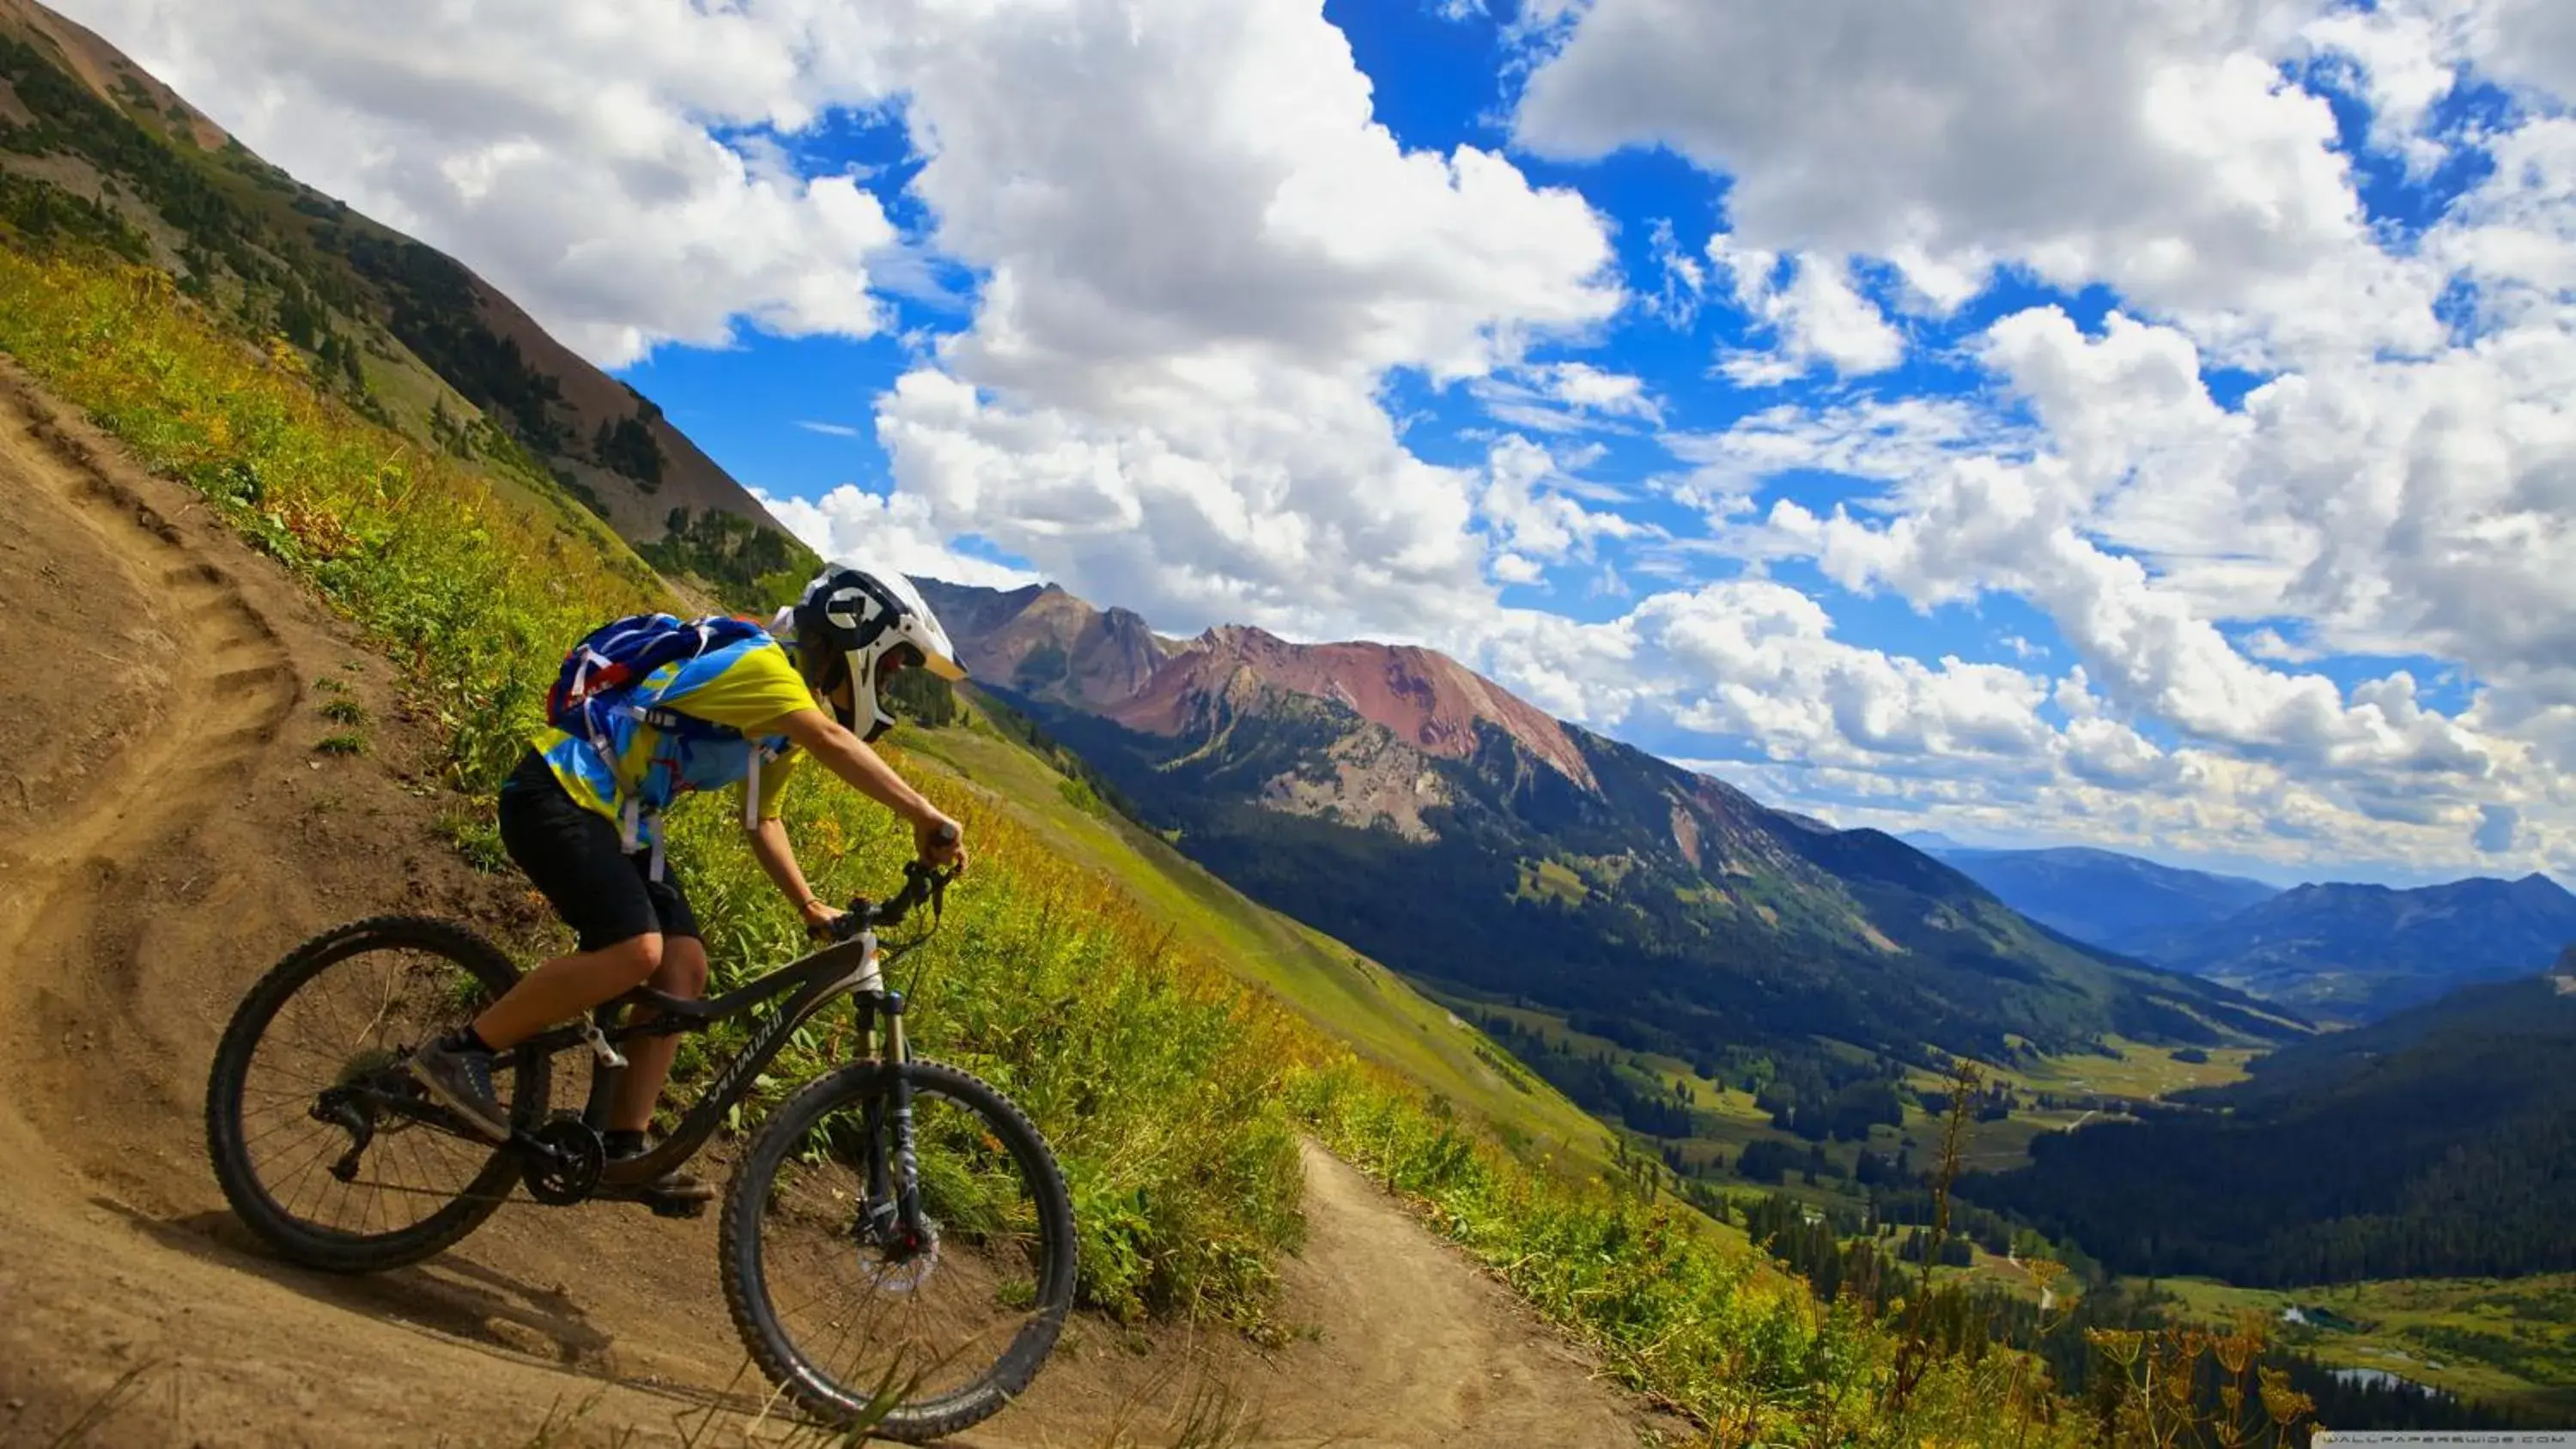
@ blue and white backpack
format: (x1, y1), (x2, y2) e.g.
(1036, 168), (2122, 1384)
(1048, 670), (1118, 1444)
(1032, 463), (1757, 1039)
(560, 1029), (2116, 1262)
(545, 612), (785, 874)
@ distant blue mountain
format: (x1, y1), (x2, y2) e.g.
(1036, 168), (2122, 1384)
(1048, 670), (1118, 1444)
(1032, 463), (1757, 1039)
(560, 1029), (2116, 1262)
(2133, 874), (2576, 1022)
(1931, 843), (2576, 1022)
(1925, 845), (2281, 958)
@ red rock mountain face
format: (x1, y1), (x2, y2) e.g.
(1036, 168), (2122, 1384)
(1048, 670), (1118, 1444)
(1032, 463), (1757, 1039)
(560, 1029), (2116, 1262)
(1109, 625), (1600, 793)
(914, 580), (1598, 793)
(915, 581), (1173, 712)
(909, 579), (2303, 1066)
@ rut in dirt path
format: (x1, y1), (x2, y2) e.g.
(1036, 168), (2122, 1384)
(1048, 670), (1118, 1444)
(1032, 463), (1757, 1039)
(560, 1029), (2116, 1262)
(0, 362), (1671, 1449)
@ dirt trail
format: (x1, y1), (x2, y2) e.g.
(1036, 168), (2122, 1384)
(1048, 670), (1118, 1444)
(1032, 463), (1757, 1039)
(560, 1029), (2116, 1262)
(0, 364), (1668, 1448)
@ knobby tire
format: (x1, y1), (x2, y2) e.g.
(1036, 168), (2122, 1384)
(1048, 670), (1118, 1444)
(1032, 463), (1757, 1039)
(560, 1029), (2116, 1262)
(720, 1058), (1078, 1442)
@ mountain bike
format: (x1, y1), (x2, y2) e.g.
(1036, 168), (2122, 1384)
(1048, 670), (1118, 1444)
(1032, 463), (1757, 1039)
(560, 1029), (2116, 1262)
(204, 858), (1077, 1442)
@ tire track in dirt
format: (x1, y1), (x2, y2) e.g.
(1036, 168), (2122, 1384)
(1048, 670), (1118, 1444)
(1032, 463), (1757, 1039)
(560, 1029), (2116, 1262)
(0, 362), (1672, 1448)
(0, 403), (303, 1155)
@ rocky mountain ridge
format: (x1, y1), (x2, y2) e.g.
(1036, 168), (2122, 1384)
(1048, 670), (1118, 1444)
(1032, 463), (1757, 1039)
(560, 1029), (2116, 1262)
(915, 575), (2306, 1086)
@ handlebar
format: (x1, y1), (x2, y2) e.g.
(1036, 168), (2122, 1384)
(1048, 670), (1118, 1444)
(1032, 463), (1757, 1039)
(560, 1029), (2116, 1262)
(826, 858), (956, 942)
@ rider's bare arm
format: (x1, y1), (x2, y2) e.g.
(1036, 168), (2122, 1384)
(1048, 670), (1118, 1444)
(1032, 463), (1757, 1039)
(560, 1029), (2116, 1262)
(746, 815), (841, 932)
(771, 707), (970, 872)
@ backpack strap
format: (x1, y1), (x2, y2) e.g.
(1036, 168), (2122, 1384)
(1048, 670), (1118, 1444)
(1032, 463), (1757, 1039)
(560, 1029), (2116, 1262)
(740, 737), (789, 832)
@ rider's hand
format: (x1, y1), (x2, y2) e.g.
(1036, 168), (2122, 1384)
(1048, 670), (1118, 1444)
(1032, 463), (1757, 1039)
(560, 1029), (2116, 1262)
(914, 810), (969, 874)
(800, 896), (848, 941)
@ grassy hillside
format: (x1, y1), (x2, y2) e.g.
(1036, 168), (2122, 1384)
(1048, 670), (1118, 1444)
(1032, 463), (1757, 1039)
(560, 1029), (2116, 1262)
(0, 3), (811, 599)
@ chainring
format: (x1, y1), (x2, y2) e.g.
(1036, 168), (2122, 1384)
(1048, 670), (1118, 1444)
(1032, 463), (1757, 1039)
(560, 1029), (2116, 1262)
(522, 1115), (605, 1205)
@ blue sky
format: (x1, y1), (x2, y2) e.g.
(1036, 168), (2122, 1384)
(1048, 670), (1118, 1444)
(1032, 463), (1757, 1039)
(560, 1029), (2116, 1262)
(79, 0), (2576, 888)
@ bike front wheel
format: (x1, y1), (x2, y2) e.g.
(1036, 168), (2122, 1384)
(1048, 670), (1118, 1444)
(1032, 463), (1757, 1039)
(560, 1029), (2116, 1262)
(720, 1058), (1078, 1442)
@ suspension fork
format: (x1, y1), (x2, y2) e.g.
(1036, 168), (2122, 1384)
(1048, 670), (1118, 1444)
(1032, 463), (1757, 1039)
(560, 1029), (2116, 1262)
(856, 987), (928, 1245)
(883, 989), (928, 1239)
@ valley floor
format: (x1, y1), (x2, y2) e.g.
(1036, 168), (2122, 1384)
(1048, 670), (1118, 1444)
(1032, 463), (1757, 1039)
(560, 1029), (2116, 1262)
(2154, 1273), (2576, 1417)
(0, 362), (1670, 1447)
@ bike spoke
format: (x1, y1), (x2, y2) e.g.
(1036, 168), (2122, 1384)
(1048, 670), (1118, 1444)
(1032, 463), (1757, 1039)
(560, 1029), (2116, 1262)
(231, 939), (514, 1240)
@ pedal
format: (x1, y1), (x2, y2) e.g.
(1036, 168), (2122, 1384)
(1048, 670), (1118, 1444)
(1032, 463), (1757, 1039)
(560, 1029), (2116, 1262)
(647, 1196), (708, 1221)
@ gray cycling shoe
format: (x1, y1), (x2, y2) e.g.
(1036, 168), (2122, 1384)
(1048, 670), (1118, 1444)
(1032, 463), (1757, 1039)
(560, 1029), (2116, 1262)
(407, 1036), (510, 1142)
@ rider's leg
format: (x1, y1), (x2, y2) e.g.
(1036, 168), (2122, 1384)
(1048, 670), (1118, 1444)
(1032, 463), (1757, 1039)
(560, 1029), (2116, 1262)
(471, 747), (679, 1050)
(468, 932), (664, 1050)
(606, 932), (709, 1133)
(411, 749), (674, 1138)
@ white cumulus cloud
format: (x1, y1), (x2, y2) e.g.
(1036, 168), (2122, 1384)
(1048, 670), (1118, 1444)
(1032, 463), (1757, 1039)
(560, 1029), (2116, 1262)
(862, 0), (1623, 642)
(56, 0), (915, 367)
(1706, 236), (1908, 384)
(1513, 0), (2442, 360)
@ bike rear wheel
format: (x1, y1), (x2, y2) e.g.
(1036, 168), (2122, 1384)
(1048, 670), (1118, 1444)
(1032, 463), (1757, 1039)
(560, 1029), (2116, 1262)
(204, 916), (552, 1272)
(720, 1058), (1078, 1442)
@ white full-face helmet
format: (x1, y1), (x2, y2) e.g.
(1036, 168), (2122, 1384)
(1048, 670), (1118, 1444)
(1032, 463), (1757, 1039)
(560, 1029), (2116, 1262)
(780, 563), (968, 741)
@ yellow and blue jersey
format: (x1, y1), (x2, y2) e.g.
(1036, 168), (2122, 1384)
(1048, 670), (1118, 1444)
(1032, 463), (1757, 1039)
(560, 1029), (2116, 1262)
(532, 632), (813, 841)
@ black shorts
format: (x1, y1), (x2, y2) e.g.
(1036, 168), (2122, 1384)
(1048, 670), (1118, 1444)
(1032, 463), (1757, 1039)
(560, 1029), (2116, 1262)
(498, 748), (700, 952)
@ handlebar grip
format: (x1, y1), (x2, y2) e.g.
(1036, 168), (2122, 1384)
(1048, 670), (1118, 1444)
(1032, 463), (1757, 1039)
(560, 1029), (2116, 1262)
(931, 820), (960, 846)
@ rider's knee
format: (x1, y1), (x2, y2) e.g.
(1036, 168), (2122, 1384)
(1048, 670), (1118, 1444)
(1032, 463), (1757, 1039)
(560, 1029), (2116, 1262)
(604, 933), (664, 987)
(662, 943), (710, 998)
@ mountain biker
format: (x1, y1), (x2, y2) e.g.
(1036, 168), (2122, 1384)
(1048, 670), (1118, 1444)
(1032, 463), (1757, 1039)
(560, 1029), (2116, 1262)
(407, 564), (970, 1212)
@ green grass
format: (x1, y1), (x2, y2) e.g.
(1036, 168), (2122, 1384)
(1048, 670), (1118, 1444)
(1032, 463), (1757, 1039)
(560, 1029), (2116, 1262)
(1887, 1035), (2262, 1173)
(2153, 1274), (2576, 1415)
(1984, 1036), (2259, 1099)
(1512, 856), (1588, 906)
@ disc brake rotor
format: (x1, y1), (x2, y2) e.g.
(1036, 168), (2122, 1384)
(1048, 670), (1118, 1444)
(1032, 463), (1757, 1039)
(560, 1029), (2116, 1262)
(865, 1221), (942, 1295)
(853, 1199), (944, 1295)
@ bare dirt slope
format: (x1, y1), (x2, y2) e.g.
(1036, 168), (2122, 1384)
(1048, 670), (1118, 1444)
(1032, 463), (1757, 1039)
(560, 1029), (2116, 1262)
(0, 363), (1666, 1448)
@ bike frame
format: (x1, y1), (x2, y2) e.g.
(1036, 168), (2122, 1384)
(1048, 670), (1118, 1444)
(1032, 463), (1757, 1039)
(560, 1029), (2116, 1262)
(511, 925), (918, 1190)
